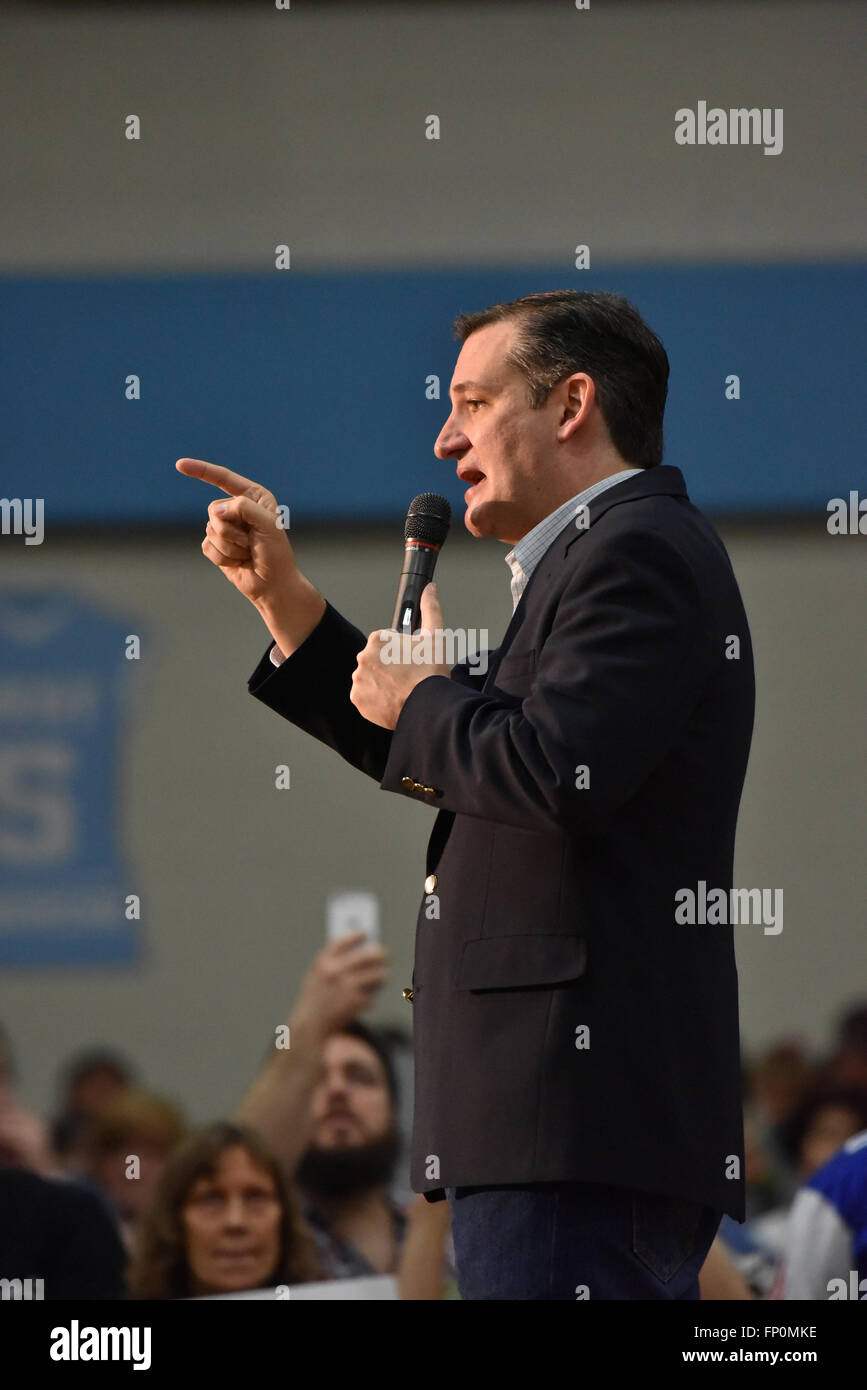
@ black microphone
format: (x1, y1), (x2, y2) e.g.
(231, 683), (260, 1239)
(391, 493), (451, 634)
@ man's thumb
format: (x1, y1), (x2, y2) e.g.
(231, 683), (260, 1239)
(421, 580), (443, 627)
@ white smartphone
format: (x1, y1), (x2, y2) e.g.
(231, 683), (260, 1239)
(325, 890), (381, 944)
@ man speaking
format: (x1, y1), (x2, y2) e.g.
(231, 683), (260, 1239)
(178, 289), (755, 1300)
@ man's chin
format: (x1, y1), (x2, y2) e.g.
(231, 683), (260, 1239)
(296, 1128), (401, 1200)
(464, 502), (494, 538)
(464, 506), (512, 544)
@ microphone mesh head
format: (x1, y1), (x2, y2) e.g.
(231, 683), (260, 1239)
(405, 493), (451, 546)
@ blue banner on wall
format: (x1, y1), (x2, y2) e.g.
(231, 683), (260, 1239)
(0, 264), (864, 524)
(0, 589), (138, 966)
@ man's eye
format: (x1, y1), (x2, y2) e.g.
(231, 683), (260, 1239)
(347, 1067), (376, 1086)
(466, 400), (483, 409)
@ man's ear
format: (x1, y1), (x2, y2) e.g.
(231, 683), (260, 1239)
(558, 373), (594, 438)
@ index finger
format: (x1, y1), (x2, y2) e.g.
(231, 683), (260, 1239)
(175, 457), (264, 499)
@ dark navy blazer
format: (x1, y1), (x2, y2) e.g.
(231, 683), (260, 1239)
(248, 465), (755, 1220)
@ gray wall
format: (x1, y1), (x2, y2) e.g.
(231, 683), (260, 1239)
(0, 1), (863, 272)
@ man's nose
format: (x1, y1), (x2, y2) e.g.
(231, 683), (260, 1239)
(434, 421), (469, 460)
(322, 1076), (351, 1104)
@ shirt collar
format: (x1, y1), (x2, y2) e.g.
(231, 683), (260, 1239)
(504, 467), (642, 610)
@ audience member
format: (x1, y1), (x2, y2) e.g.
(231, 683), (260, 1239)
(52, 1047), (136, 1172)
(779, 1127), (867, 1299)
(237, 932), (452, 1291)
(718, 1082), (867, 1295)
(128, 1121), (321, 1298)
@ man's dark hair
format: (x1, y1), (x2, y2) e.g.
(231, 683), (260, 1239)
(338, 1020), (399, 1111)
(60, 1048), (134, 1096)
(452, 289), (670, 469)
(779, 1084), (867, 1168)
(835, 1003), (867, 1056)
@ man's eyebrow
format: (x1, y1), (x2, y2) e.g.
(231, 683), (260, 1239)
(449, 380), (495, 397)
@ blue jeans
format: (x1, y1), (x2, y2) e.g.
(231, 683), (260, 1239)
(445, 1180), (720, 1300)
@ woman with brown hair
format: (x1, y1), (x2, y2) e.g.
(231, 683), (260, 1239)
(129, 1121), (322, 1298)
